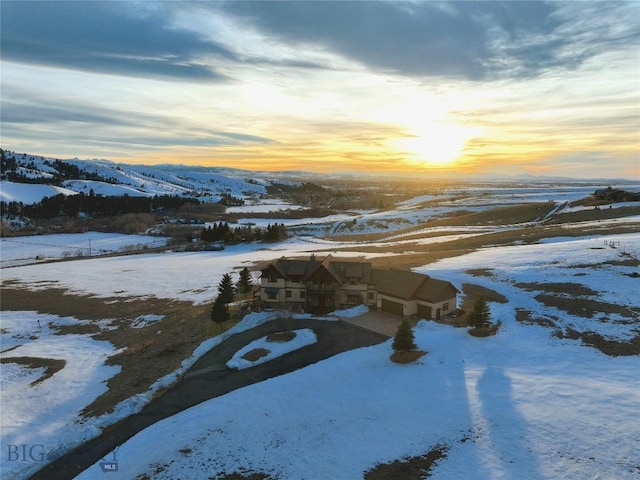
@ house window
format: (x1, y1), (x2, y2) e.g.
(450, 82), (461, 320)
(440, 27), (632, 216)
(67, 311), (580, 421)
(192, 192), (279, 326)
(268, 274), (277, 283)
(443, 302), (449, 312)
(286, 290), (292, 298)
(347, 294), (360, 304)
(349, 278), (358, 285)
(300, 291), (306, 299)
(368, 291), (374, 300)
(267, 291), (277, 300)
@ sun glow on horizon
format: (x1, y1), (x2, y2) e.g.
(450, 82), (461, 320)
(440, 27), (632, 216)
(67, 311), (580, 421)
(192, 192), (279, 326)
(394, 122), (481, 168)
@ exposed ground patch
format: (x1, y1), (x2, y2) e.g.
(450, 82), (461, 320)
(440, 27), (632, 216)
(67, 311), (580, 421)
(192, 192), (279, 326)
(554, 328), (640, 357)
(514, 282), (600, 297)
(364, 444), (449, 480)
(0, 356), (66, 386)
(534, 293), (639, 320)
(1, 282), (211, 417)
(241, 348), (270, 362)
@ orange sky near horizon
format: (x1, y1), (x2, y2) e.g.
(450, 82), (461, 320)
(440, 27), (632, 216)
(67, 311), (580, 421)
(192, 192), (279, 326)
(1, 1), (638, 179)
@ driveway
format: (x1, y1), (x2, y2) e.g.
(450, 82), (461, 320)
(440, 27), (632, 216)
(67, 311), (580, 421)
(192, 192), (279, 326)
(339, 310), (402, 337)
(29, 318), (389, 480)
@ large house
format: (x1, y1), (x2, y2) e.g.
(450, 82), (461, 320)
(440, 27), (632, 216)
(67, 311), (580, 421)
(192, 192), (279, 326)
(258, 255), (459, 320)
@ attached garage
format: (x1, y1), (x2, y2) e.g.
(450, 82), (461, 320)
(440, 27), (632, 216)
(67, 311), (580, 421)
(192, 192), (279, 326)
(417, 303), (432, 319)
(381, 298), (404, 316)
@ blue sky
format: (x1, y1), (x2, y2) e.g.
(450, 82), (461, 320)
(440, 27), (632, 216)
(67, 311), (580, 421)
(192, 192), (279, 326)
(1, 1), (638, 177)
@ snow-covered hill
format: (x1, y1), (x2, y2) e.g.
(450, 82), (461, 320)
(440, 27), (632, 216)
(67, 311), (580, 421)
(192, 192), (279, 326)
(0, 150), (275, 205)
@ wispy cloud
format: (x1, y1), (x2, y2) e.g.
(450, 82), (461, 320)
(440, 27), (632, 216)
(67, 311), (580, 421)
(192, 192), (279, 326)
(217, 1), (640, 81)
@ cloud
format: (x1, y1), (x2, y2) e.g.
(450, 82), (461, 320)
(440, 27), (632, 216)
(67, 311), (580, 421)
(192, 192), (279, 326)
(3, 1), (636, 82)
(0, 89), (273, 152)
(218, 1), (639, 80)
(0, 1), (231, 81)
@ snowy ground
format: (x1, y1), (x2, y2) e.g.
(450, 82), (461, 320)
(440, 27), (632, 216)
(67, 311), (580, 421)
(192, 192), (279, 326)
(76, 318), (639, 480)
(1, 232), (168, 267)
(423, 233), (640, 341)
(1, 312), (120, 478)
(49, 231), (635, 480)
(1, 201), (638, 478)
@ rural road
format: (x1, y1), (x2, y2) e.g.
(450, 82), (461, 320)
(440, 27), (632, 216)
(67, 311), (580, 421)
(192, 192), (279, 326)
(28, 318), (389, 480)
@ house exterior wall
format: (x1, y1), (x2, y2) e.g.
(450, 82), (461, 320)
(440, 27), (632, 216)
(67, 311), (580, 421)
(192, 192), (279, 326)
(340, 280), (369, 308)
(377, 293), (414, 316)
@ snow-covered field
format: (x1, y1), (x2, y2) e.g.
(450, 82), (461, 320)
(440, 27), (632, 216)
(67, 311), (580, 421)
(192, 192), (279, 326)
(1, 232), (168, 267)
(1, 210), (639, 478)
(75, 312), (639, 479)
(1, 312), (120, 473)
(0, 181), (78, 204)
(2, 234), (640, 479)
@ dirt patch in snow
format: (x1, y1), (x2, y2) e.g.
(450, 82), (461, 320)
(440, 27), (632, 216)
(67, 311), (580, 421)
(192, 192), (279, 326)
(266, 331), (296, 342)
(390, 350), (427, 364)
(514, 281), (600, 297)
(0, 356), (66, 386)
(241, 348), (270, 362)
(364, 444), (449, 480)
(1, 282), (211, 417)
(217, 473), (271, 480)
(534, 293), (639, 319)
(461, 283), (508, 305)
(554, 328), (640, 357)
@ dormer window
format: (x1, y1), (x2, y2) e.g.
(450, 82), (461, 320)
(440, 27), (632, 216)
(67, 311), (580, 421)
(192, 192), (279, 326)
(268, 274), (277, 283)
(349, 278), (358, 285)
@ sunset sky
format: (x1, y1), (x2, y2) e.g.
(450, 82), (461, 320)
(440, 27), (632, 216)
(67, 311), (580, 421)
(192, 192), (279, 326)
(1, 1), (639, 178)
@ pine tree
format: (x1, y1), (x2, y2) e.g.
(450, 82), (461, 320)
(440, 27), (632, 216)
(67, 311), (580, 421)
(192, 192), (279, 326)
(467, 296), (491, 328)
(237, 267), (253, 295)
(392, 320), (418, 353)
(211, 295), (230, 328)
(217, 273), (235, 304)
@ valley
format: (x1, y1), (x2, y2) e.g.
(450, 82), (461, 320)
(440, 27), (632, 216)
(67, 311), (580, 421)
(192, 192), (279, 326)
(1, 152), (639, 480)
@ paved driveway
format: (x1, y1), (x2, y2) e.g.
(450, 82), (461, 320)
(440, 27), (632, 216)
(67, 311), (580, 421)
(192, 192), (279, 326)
(29, 318), (388, 480)
(339, 310), (402, 337)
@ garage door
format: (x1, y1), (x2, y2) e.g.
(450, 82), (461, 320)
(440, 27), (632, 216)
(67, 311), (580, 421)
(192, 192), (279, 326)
(381, 298), (404, 317)
(417, 303), (432, 319)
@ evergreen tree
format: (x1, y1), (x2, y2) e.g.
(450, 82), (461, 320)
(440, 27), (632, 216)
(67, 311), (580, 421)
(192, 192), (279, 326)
(217, 273), (235, 304)
(467, 296), (491, 328)
(236, 267), (253, 295)
(211, 295), (230, 327)
(392, 320), (418, 353)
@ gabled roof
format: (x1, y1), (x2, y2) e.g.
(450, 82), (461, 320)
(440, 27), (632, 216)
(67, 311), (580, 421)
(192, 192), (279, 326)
(371, 268), (459, 303)
(261, 255), (374, 285)
(413, 277), (460, 303)
(371, 269), (427, 300)
(327, 261), (372, 283)
(260, 255), (327, 281)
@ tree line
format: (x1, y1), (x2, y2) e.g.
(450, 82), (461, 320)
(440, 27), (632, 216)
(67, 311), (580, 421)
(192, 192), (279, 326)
(1, 192), (198, 218)
(201, 221), (288, 244)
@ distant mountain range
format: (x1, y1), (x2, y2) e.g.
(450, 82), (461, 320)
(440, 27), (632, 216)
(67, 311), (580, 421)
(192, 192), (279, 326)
(1, 149), (636, 206)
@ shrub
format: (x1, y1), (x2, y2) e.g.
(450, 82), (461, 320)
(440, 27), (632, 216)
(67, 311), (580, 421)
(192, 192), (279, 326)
(393, 320), (418, 353)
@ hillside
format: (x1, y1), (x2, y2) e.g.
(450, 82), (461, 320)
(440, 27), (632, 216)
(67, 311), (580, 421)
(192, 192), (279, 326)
(0, 150), (273, 205)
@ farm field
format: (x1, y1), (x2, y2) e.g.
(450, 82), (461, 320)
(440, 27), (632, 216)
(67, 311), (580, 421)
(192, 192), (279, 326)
(1, 183), (639, 480)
